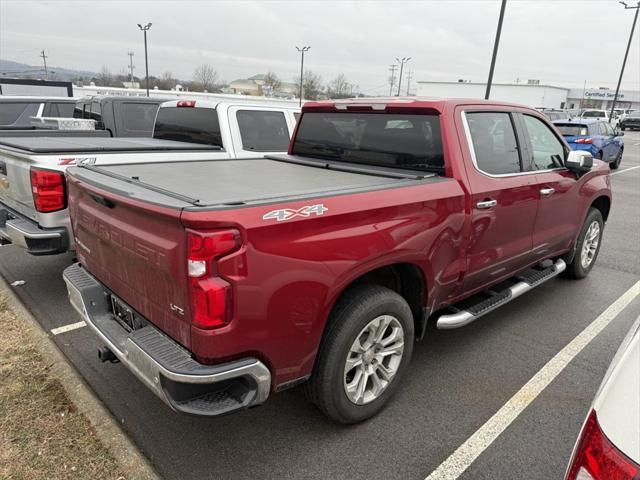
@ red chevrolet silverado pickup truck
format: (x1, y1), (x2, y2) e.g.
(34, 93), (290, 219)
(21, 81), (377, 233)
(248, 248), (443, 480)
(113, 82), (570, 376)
(63, 98), (611, 423)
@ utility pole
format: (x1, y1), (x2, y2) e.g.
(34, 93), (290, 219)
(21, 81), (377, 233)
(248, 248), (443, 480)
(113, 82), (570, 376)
(405, 69), (413, 96)
(40, 50), (48, 79)
(127, 51), (135, 83)
(388, 64), (398, 96)
(485, 0), (507, 100)
(296, 46), (310, 107)
(395, 57), (411, 96)
(137, 23), (152, 96)
(609, 1), (639, 122)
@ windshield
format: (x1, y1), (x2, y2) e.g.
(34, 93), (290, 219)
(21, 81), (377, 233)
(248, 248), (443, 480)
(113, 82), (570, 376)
(555, 124), (589, 136)
(292, 112), (444, 172)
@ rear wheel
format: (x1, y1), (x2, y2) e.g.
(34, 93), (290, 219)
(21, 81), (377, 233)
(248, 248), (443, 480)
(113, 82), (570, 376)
(610, 149), (622, 170)
(305, 285), (414, 424)
(564, 208), (604, 279)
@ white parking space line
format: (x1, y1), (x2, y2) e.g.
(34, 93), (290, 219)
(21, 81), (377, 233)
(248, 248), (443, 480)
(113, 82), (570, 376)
(51, 321), (86, 335)
(424, 280), (640, 480)
(611, 165), (640, 176)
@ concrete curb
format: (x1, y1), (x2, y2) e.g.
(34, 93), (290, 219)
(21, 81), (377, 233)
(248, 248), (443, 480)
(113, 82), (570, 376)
(0, 277), (160, 480)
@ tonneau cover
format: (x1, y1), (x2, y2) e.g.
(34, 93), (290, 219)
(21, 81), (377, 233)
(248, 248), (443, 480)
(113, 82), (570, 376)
(71, 157), (437, 208)
(0, 136), (220, 153)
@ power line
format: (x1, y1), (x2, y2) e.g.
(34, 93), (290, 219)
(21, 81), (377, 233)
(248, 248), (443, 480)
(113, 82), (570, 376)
(127, 51), (135, 83)
(395, 57), (411, 96)
(388, 64), (397, 96)
(39, 49), (48, 80)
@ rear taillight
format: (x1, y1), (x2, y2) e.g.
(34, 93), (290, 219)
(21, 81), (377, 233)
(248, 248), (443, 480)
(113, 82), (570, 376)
(574, 137), (594, 144)
(566, 410), (639, 480)
(187, 229), (241, 329)
(177, 100), (196, 107)
(30, 168), (66, 213)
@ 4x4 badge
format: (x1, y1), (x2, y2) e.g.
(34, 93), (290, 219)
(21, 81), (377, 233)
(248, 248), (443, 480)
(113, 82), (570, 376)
(263, 204), (328, 222)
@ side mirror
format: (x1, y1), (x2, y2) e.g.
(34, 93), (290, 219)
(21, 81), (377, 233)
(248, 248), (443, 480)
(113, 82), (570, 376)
(566, 150), (593, 173)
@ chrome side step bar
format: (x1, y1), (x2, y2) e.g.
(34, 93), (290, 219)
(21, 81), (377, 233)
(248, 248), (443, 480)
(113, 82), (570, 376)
(436, 259), (566, 330)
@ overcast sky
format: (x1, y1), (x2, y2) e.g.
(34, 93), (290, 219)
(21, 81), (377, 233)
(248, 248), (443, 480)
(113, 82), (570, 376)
(1, 0), (639, 95)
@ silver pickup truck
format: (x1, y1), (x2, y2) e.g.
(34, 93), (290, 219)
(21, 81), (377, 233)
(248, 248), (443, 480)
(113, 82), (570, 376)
(0, 99), (299, 255)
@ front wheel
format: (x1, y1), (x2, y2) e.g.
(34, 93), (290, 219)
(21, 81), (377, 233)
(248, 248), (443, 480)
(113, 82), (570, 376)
(563, 208), (604, 279)
(305, 285), (414, 424)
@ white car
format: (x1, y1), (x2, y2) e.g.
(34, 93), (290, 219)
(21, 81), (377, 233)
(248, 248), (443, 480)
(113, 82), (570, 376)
(565, 316), (640, 479)
(581, 109), (618, 128)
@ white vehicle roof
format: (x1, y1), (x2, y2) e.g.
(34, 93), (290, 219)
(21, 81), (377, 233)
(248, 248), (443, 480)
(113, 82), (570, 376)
(592, 316), (640, 463)
(159, 98), (300, 110)
(0, 96), (77, 102)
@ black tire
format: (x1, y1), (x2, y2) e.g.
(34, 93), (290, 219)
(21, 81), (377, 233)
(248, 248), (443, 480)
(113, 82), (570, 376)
(610, 149), (622, 170)
(305, 285), (414, 424)
(563, 208), (604, 279)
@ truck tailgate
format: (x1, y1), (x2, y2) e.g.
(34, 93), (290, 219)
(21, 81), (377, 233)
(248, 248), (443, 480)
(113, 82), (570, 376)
(0, 148), (36, 219)
(67, 174), (193, 348)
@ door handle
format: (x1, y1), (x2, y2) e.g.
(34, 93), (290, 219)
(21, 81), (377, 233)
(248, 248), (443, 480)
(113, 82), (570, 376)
(476, 199), (497, 209)
(540, 187), (555, 197)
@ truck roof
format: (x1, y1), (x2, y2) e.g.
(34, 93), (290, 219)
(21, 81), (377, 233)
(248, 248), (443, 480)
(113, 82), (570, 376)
(159, 98), (301, 110)
(0, 96), (77, 102)
(0, 137), (221, 153)
(302, 96), (530, 112)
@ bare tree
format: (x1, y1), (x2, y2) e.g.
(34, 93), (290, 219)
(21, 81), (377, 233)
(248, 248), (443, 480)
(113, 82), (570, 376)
(156, 71), (176, 90)
(327, 73), (351, 99)
(295, 70), (323, 100)
(263, 71), (281, 92)
(193, 64), (218, 92)
(96, 66), (113, 86)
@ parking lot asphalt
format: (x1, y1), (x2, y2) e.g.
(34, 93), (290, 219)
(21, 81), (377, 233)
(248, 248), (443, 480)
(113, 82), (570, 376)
(1, 131), (639, 480)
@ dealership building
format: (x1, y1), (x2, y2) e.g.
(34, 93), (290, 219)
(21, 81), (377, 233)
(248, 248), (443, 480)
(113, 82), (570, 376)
(416, 81), (640, 111)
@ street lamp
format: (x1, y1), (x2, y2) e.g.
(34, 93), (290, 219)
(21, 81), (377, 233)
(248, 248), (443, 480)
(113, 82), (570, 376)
(395, 57), (411, 96)
(296, 46), (310, 106)
(137, 22), (152, 96)
(485, 0), (507, 100)
(609, 1), (640, 122)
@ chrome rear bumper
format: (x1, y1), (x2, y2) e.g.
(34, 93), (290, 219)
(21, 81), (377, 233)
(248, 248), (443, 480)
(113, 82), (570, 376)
(62, 263), (271, 416)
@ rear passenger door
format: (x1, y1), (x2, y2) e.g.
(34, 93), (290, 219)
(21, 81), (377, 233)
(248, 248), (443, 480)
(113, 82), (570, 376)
(519, 113), (582, 260)
(228, 107), (295, 158)
(459, 109), (540, 293)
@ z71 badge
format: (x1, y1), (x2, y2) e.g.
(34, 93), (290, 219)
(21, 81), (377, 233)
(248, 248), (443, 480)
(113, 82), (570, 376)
(262, 204), (328, 222)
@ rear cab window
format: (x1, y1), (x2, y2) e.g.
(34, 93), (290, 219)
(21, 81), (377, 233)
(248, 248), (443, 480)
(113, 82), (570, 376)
(236, 110), (290, 151)
(0, 102), (39, 126)
(465, 112), (522, 175)
(43, 102), (75, 118)
(291, 112), (444, 173)
(154, 106), (222, 147)
(120, 103), (161, 134)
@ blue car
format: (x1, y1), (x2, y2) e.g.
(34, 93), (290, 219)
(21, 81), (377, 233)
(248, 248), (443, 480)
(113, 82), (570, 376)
(553, 119), (624, 169)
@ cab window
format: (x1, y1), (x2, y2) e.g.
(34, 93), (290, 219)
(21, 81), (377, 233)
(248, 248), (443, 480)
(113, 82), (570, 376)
(466, 112), (522, 175)
(522, 115), (565, 170)
(236, 110), (290, 151)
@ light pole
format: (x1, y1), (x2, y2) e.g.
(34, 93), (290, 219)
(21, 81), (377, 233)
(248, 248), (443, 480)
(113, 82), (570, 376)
(485, 0), (507, 100)
(395, 57), (411, 96)
(137, 23), (152, 96)
(609, 1), (639, 122)
(296, 46), (310, 106)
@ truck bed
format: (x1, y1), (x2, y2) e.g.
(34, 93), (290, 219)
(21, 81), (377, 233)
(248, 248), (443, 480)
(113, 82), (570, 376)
(68, 156), (440, 209)
(0, 136), (221, 153)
